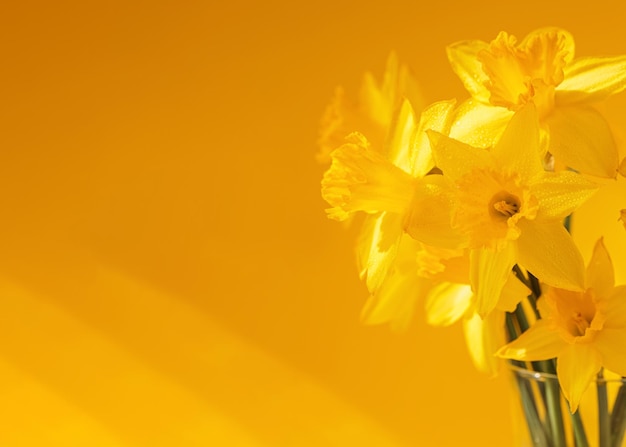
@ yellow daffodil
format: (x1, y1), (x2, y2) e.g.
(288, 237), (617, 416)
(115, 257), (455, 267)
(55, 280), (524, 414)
(322, 99), (456, 298)
(406, 104), (598, 317)
(447, 27), (626, 178)
(317, 52), (423, 163)
(498, 238), (626, 412)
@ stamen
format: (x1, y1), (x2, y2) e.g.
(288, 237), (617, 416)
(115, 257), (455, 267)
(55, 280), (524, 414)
(493, 200), (519, 217)
(572, 311), (590, 336)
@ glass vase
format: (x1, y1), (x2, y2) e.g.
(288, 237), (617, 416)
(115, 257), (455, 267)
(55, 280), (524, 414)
(510, 364), (626, 447)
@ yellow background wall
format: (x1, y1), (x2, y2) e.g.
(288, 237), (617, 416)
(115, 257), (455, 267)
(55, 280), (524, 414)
(1, 1), (625, 445)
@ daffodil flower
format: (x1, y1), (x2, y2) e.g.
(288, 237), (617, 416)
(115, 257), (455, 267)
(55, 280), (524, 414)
(447, 27), (626, 178)
(498, 238), (626, 413)
(317, 52), (423, 163)
(322, 99), (457, 298)
(407, 105), (597, 317)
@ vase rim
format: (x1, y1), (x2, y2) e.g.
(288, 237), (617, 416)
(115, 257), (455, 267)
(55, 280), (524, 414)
(508, 363), (626, 383)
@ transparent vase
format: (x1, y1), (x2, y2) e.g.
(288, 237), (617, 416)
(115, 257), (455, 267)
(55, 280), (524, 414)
(510, 364), (626, 447)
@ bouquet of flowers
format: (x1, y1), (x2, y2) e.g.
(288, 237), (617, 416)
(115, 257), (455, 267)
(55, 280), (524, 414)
(319, 28), (626, 446)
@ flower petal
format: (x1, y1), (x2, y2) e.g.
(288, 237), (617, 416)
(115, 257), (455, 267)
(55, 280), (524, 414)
(470, 245), (516, 318)
(497, 319), (564, 360)
(586, 237), (615, 299)
(556, 343), (601, 413)
(425, 283), (472, 327)
(357, 212), (404, 293)
(360, 53), (398, 131)
(531, 170), (598, 221)
(557, 55), (626, 105)
(361, 271), (429, 332)
(463, 310), (505, 376)
(387, 99), (418, 174)
(405, 175), (469, 249)
(516, 220), (585, 291)
(601, 285), (626, 329)
(496, 273), (530, 313)
(594, 328), (626, 376)
(446, 40), (491, 103)
(358, 53), (424, 142)
(427, 130), (494, 182)
(357, 214), (382, 278)
(544, 105), (619, 178)
(536, 294), (554, 319)
(410, 99), (457, 178)
(449, 98), (513, 149)
(492, 104), (544, 180)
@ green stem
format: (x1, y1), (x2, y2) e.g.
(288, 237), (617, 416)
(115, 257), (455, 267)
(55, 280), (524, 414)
(514, 296), (566, 446)
(528, 271), (543, 299)
(611, 380), (626, 447)
(514, 302), (530, 332)
(532, 359), (565, 446)
(545, 379), (566, 447)
(571, 410), (589, 447)
(538, 360), (565, 445)
(513, 264), (530, 284)
(505, 311), (519, 343)
(598, 370), (611, 447)
(540, 359), (588, 447)
(506, 313), (549, 447)
(513, 302), (541, 375)
(518, 374), (550, 447)
(564, 213), (572, 233)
